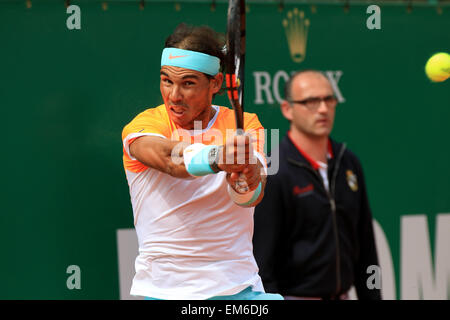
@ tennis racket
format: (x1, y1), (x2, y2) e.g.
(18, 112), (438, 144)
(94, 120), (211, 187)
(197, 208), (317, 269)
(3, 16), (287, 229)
(225, 0), (246, 131)
(225, 0), (248, 192)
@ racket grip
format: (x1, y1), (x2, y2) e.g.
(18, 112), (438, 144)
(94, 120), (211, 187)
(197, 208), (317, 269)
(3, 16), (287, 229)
(234, 173), (249, 193)
(232, 131), (252, 193)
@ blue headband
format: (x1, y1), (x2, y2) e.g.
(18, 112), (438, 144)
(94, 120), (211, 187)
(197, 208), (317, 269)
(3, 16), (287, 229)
(161, 48), (220, 76)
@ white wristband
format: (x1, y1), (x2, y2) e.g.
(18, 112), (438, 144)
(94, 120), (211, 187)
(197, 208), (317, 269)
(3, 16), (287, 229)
(227, 182), (262, 206)
(183, 143), (219, 176)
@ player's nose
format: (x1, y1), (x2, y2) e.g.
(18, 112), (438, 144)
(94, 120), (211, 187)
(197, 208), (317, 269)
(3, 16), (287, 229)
(169, 85), (183, 102)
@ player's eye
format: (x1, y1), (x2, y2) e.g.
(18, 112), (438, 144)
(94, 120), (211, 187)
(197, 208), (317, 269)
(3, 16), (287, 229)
(161, 77), (172, 85)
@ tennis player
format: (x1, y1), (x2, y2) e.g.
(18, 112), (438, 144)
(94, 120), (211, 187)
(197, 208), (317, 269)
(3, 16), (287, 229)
(122, 23), (283, 300)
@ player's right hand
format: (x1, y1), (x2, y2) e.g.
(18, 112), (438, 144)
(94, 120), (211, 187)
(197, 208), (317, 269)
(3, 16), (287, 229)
(217, 134), (255, 174)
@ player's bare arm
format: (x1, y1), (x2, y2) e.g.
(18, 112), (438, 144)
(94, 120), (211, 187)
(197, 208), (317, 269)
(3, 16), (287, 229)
(129, 134), (256, 179)
(129, 135), (192, 178)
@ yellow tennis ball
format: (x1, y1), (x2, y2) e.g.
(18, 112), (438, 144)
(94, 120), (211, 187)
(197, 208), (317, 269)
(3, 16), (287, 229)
(425, 52), (450, 82)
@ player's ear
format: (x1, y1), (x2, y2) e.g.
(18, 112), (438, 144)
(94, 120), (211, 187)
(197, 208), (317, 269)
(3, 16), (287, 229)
(280, 100), (293, 121)
(210, 73), (223, 94)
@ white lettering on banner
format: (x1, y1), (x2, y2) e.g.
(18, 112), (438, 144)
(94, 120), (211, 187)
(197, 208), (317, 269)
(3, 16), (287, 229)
(366, 5), (382, 30)
(253, 70), (345, 105)
(116, 229), (143, 300)
(273, 71), (290, 104)
(401, 214), (450, 300)
(116, 214), (450, 299)
(66, 265), (81, 290)
(253, 72), (274, 104)
(373, 219), (396, 299)
(324, 71), (345, 103)
(366, 265), (382, 290)
(66, 5), (81, 30)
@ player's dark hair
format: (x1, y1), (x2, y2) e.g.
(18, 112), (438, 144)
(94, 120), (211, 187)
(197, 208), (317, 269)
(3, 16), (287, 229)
(164, 23), (225, 98)
(284, 69), (327, 101)
(164, 23), (226, 75)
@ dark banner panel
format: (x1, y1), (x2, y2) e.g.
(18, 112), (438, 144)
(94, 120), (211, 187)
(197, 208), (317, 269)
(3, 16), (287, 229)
(1, 1), (449, 299)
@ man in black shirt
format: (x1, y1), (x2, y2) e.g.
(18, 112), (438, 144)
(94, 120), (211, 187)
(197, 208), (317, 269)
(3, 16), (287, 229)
(253, 70), (381, 300)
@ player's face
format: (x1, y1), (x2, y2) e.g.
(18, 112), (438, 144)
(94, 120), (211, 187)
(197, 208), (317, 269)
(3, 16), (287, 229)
(160, 66), (223, 130)
(281, 73), (336, 139)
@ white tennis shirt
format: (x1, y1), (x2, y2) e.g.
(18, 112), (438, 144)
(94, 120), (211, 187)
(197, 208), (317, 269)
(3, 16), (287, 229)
(122, 105), (265, 299)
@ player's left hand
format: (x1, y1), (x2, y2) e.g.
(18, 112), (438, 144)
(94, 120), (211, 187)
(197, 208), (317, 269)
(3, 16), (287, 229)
(226, 159), (263, 194)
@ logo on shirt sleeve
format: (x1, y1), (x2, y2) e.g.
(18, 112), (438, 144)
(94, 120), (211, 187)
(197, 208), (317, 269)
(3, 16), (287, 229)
(346, 170), (358, 192)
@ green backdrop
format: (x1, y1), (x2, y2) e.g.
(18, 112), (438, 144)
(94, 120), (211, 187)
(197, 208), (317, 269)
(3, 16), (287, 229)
(1, 0), (449, 299)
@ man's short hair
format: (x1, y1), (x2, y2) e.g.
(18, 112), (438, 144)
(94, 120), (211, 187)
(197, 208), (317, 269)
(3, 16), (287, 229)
(284, 69), (328, 101)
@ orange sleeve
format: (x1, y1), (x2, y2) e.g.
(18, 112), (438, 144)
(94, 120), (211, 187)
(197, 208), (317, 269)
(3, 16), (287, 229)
(122, 105), (171, 173)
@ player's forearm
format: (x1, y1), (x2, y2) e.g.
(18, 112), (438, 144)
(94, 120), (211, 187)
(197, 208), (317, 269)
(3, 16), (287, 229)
(129, 136), (192, 179)
(130, 135), (262, 183)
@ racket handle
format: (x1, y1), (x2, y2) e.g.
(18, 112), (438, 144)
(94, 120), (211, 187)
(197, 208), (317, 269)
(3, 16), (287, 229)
(233, 130), (252, 193)
(235, 173), (249, 193)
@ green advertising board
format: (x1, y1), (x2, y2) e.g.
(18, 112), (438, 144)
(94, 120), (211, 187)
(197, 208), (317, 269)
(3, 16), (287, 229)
(1, 0), (449, 299)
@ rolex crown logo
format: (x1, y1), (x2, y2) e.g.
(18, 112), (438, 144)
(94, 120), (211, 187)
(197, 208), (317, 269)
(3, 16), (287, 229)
(282, 8), (310, 63)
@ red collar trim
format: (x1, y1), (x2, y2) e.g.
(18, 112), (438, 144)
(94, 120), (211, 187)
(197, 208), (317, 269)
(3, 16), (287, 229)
(327, 139), (334, 159)
(288, 131), (333, 170)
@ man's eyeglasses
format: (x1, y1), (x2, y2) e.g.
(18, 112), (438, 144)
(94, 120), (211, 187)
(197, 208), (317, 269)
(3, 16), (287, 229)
(287, 95), (338, 111)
